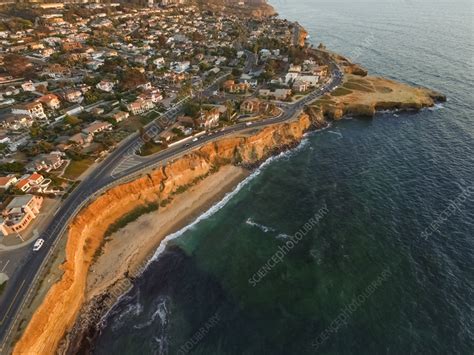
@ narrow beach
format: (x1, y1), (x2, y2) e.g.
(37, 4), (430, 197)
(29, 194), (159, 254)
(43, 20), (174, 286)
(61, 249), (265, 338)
(86, 165), (249, 301)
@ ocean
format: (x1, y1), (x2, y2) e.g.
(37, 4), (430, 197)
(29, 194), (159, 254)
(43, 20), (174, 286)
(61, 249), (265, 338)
(90, 1), (474, 354)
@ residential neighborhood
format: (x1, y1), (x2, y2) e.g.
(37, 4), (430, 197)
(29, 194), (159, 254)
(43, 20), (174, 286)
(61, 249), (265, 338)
(0, 0), (331, 239)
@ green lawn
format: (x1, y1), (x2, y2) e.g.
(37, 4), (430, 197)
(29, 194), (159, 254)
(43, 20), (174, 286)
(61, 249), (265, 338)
(63, 158), (95, 180)
(331, 87), (353, 97)
(138, 142), (165, 156)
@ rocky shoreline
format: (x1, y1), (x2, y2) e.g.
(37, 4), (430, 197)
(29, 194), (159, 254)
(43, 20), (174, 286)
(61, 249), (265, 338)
(12, 21), (446, 355)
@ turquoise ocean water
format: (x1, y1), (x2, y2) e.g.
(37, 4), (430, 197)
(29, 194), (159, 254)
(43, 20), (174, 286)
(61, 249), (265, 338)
(90, 1), (473, 354)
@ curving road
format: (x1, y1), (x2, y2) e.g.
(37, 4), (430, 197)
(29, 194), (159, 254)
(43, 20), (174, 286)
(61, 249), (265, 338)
(0, 59), (342, 353)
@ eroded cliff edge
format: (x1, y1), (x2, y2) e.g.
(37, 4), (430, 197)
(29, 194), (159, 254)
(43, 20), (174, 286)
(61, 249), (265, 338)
(13, 69), (445, 354)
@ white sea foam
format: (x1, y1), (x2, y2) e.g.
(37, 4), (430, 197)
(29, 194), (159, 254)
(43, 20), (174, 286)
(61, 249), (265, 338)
(311, 121), (333, 132)
(276, 233), (291, 240)
(111, 301), (143, 331)
(428, 103), (445, 111)
(146, 137), (313, 266)
(134, 297), (168, 330)
(327, 130), (343, 138)
(246, 218), (276, 233)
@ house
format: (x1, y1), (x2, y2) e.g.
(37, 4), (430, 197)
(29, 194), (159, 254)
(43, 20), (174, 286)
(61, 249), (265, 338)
(15, 173), (47, 193)
(1, 86), (20, 97)
(293, 80), (308, 93)
(21, 81), (36, 92)
(157, 130), (173, 143)
(0, 175), (18, 190)
(298, 75), (319, 87)
(12, 102), (47, 120)
(126, 98), (154, 115)
(312, 65), (329, 77)
(170, 61), (190, 73)
(69, 132), (93, 146)
(113, 111), (129, 123)
(0, 114), (34, 130)
(259, 48), (271, 59)
(285, 72), (300, 84)
(223, 80), (249, 94)
(27, 152), (65, 172)
(96, 80), (115, 93)
(0, 135), (10, 145)
(259, 88), (292, 100)
(134, 55), (149, 66)
(46, 64), (71, 79)
(86, 59), (103, 71)
(15, 178), (32, 193)
(139, 89), (163, 103)
(153, 57), (165, 68)
(0, 194), (43, 236)
(37, 94), (61, 110)
(22, 80), (48, 93)
(138, 82), (152, 91)
(196, 108), (220, 130)
(63, 89), (83, 103)
(90, 107), (104, 116)
(177, 116), (195, 128)
(42, 48), (55, 58)
(62, 41), (82, 52)
(82, 120), (112, 136)
(241, 98), (261, 114)
(288, 64), (302, 73)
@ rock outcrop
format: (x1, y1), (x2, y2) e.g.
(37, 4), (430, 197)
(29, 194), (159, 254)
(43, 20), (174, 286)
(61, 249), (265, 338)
(308, 74), (446, 120)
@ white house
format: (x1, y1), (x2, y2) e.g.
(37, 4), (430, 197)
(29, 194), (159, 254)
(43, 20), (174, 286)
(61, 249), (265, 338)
(12, 102), (47, 120)
(96, 80), (115, 93)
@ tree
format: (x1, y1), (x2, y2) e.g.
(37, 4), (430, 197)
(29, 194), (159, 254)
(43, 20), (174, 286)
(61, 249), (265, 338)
(225, 100), (235, 121)
(171, 128), (184, 137)
(232, 68), (242, 77)
(0, 143), (8, 154)
(119, 68), (147, 91)
(0, 162), (25, 173)
(64, 115), (82, 126)
(183, 101), (201, 118)
(3, 54), (34, 78)
(29, 124), (44, 139)
(84, 90), (101, 105)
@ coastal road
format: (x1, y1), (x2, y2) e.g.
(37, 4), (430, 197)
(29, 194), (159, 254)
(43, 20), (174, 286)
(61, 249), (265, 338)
(0, 60), (342, 353)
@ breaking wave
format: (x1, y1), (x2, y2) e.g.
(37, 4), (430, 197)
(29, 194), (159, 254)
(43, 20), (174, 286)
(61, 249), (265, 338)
(245, 218), (276, 233)
(147, 136), (313, 267)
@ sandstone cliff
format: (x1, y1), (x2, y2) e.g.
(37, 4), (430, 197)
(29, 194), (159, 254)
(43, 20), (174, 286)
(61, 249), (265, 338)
(13, 66), (445, 355)
(13, 115), (313, 355)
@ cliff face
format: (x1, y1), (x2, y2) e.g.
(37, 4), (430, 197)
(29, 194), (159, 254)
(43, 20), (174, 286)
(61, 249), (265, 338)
(13, 61), (446, 354)
(12, 114), (313, 355)
(297, 27), (309, 47)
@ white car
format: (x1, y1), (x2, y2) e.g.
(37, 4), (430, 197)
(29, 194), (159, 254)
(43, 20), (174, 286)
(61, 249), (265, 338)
(33, 239), (44, 251)
(246, 122), (253, 126)
(192, 137), (198, 142)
